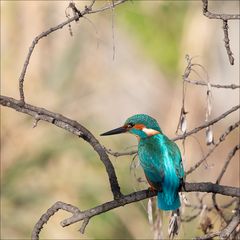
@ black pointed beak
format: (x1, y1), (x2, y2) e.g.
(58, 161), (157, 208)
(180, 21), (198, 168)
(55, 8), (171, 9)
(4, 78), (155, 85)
(100, 126), (127, 136)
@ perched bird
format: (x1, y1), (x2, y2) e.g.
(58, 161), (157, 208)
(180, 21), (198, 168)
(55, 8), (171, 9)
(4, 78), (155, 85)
(101, 114), (184, 211)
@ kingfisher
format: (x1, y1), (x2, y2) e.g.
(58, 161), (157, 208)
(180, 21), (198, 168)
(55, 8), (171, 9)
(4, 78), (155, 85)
(101, 114), (184, 211)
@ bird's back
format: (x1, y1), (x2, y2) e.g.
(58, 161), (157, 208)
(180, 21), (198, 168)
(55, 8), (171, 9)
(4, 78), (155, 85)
(138, 134), (184, 210)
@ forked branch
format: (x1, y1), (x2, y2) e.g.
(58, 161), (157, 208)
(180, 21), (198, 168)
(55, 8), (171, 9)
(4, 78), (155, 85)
(31, 182), (240, 240)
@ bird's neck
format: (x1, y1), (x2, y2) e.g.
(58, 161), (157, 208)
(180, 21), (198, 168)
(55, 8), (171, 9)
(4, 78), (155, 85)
(130, 128), (162, 140)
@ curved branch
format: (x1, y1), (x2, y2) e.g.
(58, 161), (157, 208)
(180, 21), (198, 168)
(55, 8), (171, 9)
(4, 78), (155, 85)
(31, 182), (240, 240)
(18, 0), (127, 103)
(0, 95), (122, 199)
(31, 201), (81, 240)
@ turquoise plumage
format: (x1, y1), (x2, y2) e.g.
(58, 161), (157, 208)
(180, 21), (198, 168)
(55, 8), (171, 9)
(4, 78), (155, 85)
(138, 134), (184, 210)
(101, 114), (184, 211)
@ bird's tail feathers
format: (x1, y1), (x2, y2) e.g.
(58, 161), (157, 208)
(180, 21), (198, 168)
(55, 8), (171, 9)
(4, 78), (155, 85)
(157, 192), (180, 211)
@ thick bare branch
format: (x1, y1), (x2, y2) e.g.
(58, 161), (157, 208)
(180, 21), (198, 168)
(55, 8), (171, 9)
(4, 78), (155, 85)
(31, 182), (240, 240)
(0, 95), (122, 199)
(2, 2), (239, 239)
(31, 201), (81, 240)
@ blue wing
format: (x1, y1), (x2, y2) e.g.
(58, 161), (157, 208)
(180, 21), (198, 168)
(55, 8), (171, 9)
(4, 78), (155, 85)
(138, 134), (184, 210)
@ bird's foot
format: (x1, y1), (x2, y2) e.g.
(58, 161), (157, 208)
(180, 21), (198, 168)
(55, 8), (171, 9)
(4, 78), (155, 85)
(148, 186), (157, 193)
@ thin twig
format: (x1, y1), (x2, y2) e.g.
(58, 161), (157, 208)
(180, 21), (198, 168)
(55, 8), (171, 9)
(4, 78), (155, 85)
(181, 210), (202, 222)
(216, 145), (240, 184)
(202, 0), (240, 20)
(105, 147), (137, 157)
(173, 105), (240, 142)
(184, 198), (237, 212)
(18, 0), (127, 103)
(186, 121), (240, 175)
(85, 0), (96, 12)
(202, 0), (239, 65)
(79, 218), (90, 234)
(185, 79), (240, 89)
(18, 15), (79, 103)
(212, 145), (240, 223)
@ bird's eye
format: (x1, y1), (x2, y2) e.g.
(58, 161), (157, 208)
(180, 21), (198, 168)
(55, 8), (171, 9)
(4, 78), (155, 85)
(127, 123), (134, 128)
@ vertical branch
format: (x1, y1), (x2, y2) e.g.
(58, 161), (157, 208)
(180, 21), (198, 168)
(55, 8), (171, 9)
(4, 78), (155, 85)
(18, 15), (79, 103)
(222, 20), (234, 65)
(202, 0), (239, 65)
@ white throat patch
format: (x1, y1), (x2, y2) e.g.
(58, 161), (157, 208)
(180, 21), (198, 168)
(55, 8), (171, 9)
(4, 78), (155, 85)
(142, 127), (160, 136)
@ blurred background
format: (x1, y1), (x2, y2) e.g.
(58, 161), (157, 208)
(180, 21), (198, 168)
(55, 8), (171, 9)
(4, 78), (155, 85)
(1, 1), (239, 239)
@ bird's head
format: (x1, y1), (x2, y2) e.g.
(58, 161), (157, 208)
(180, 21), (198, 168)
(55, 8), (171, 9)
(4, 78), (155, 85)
(100, 114), (162, 139)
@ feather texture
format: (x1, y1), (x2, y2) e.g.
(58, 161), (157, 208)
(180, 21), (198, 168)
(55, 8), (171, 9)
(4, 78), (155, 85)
(138, 134), (184, 211)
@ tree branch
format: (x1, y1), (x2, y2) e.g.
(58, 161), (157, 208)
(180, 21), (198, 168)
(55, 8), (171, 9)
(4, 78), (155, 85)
(31, 182), (240, 240)
(102, 105), (240, 157)
(0, 95), (122, 200)
(2, 2), (239, 239)
(184, 79), (240, 89)
(18, 0), (127, 103)
(222, 20), (234, 65)
(212, 145), (240, 223)
(202, 0), (240, 20)
(173, 105), (240, 141)
(186, 121), (240, 175)
(202, 0), (239, 65)
(31, 201), (81, 240)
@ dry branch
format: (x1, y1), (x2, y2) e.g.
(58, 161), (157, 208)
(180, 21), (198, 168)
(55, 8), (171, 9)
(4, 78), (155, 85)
(0, 95), (122, 200)
(186, 122), (240, 175)
(104, 105), (240, 157)
(202, 0), (240, 65)
(2, 1), (239, 239)
(1, 95), (239, 239)
(184, 79), (240, 89)
(202, 0), (240, 20)
(31, 182), (240, 240)
(18, 0), (127, 103)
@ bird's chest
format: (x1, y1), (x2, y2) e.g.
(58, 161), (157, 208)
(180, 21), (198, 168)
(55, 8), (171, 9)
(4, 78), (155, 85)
(138, 138), (164, 171)
(138, 137), (176, 179)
